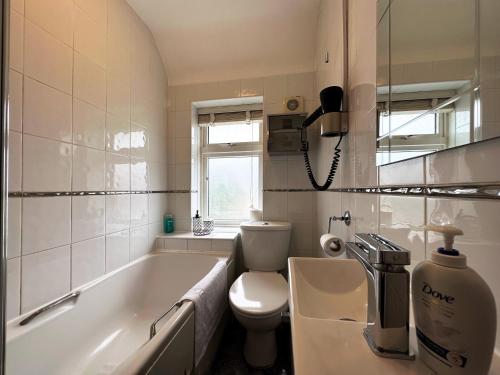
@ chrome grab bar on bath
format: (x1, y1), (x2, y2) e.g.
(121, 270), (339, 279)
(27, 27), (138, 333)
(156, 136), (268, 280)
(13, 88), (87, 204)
(19, 291), (81, 326)
(149, 301), (183, 339)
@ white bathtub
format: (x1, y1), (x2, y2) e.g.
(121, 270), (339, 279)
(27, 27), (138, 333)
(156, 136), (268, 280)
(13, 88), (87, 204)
(5, 251), (233, 375)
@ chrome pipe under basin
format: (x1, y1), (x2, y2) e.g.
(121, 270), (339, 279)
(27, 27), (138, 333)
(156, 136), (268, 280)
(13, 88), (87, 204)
(346, 233), (415, 360)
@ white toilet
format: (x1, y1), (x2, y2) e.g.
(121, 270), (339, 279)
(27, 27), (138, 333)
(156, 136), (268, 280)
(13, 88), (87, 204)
(229, 221), (291, 368)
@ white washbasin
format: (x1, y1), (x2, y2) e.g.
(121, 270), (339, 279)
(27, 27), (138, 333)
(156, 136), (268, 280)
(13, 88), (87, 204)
(288, 257), (434, 375)
(289, 257), (367, 321)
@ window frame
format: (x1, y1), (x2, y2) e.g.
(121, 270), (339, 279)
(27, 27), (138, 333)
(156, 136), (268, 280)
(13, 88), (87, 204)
(200, 118), (263, 227)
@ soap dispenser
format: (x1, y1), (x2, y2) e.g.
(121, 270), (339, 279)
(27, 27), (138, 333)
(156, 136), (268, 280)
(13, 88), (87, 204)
(412, 224), (496, 375)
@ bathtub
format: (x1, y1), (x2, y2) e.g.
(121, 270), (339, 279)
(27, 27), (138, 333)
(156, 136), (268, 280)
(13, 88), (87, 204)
(5, 250), (234, 375)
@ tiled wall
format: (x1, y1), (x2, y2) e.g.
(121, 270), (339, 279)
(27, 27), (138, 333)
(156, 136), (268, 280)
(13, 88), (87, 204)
(6, 0), (168, 320)
(167, 72), (319, 257)
(314, 0), (500, 358)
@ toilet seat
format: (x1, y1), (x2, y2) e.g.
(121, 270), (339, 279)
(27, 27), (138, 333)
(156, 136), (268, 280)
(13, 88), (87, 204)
(229, 272), (288, 317)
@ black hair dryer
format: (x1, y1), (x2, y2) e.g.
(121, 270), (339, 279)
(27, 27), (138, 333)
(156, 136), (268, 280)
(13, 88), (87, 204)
(301, 86), (348, 191)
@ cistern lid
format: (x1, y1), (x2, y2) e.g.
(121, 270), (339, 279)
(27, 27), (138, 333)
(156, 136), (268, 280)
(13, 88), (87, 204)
(240, 221), (291, 231)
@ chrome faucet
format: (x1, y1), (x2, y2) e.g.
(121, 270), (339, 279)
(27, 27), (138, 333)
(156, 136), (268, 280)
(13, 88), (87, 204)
(346, 233), (415, 360)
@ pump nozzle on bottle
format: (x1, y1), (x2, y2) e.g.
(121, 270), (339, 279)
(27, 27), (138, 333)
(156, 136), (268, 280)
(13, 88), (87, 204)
(425, 224), (463, 252)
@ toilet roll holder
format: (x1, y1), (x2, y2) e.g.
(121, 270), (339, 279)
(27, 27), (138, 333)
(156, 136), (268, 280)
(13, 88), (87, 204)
(328, 211), (351, 232)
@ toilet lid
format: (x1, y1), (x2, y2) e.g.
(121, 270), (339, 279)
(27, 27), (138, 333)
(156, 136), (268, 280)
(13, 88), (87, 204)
(229, 272), (288, 316)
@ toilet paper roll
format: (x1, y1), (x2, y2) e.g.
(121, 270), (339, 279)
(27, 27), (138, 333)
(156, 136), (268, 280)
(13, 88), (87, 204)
(320, 234), (346, 258)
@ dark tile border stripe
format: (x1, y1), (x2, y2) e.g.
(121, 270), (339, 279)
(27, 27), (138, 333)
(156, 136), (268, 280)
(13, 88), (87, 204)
(10, 185), (500, 199)
(8, 190), (198, 198)
(263, 184), (500, 200)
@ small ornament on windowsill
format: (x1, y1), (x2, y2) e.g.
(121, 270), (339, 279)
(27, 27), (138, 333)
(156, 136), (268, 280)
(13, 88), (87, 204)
(192, 210), (214, 236)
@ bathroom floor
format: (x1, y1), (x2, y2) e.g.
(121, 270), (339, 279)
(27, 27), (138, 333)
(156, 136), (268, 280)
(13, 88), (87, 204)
(211, 319), (292, 375)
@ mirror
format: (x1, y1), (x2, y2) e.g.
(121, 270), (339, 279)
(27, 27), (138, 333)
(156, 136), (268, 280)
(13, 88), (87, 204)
(376, 0), (500, 165)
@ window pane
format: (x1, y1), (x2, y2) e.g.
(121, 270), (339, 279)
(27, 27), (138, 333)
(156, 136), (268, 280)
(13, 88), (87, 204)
(207, 156), (259, 221)
(391, 112), (437, 135)
(208, 121), (260, 144)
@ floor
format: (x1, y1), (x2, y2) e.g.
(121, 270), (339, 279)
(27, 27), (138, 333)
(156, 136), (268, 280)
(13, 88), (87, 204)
(211, 318), (293, 375)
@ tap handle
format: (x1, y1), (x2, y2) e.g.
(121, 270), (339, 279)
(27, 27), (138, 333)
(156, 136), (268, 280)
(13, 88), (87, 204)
(355, 233), (411, 266)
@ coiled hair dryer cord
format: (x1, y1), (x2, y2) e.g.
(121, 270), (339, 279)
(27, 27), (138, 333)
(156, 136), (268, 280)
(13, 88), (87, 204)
(302, 134), (343, 191)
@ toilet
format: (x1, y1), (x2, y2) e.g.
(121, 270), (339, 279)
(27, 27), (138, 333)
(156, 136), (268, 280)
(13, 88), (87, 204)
(229, 221), (291, 368)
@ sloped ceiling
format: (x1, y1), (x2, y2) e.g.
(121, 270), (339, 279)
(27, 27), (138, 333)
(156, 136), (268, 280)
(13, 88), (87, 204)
(126, 0), (322, 85)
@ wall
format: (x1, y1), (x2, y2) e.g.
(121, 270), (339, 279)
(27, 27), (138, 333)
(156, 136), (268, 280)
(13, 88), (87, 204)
(314, 0), (500, 362)
(6, 0), (168, 320)
(167, 71), (318, 257)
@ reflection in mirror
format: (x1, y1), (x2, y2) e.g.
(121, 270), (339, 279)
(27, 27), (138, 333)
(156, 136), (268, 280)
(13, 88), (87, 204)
(376, 0), (500, 165)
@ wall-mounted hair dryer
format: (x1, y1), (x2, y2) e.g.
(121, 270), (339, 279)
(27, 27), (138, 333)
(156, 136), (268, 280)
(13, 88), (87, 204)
(302, 86), (349, 191)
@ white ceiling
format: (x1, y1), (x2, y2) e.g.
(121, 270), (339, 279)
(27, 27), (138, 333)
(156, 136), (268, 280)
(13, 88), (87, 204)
(126, 0), (322, 86)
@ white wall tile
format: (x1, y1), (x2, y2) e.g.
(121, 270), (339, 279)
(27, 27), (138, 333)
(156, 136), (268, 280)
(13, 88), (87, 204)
(241, 77), (264, 97)
(131, 158), (148, 190)
(106, 113), (130, 155)
(105, 230), (130, 272)
(263, 192), (287, 221)
(8, 130), (22, 192)
(211, 239), (235, 252)
(24, 20), (72, 94)
(7, 198), (21, 259)
(72, 145), (105, 191)
(286, 159), (311, 189)
(131, 194), (148, 227)
(289, 223), (313, 257)
(107, 77), (131, 119)
(21, 245), (70, 313)
(187, 239), (212, 251)
(71, 236), (105, 288)
(149, 221), (163, 249)
(353, 193), (379, 234)
(130, 225), (149, 260)
(74, 52), (106, 109)
(74, 6), (106, 67)
(75, 0), (106, 23)
(155, 238), (165, 249)
(286, 72), (314, 101)
(73, 99), (106, 150)
(287, 192), (313, 223)
(263, 75), (286, 104)
(9, 10), (24, 73)
(164, 238), (188, 250)
(6, 258), (21, 320)
(379, 196), (426, 270)
(72, 196), (105, 242)
(263, 160), (287, 189)
(175, 110), (191, 139)
(25, 0), (73, 46)
(105, 152), (130, 191)
(130, 124), (148, 159)
(175, 138), (191, 164)
(23, 77), (72, 142)
(217, 80), (240, 99)
(23, 135), (72, 191)
(22, 197), (71, 254)
(175, 163), (190, 190)
(8, 69), (23, 132)
(105, 194), (130, 234)
(11, 0), (24, 15)
(426, 137), (500, 185)
(379, 157), (425, 186)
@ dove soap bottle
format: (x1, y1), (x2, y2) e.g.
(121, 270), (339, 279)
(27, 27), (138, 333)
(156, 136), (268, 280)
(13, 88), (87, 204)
(412, 225), (496, 375)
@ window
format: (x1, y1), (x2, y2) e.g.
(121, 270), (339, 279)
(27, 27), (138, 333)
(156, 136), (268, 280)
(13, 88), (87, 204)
(199, 106), (262, 225)
(377, 98), (450, 163)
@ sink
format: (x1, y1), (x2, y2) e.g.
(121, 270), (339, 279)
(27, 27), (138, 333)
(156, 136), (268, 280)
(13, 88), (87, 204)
(289, 257), (368, 322)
